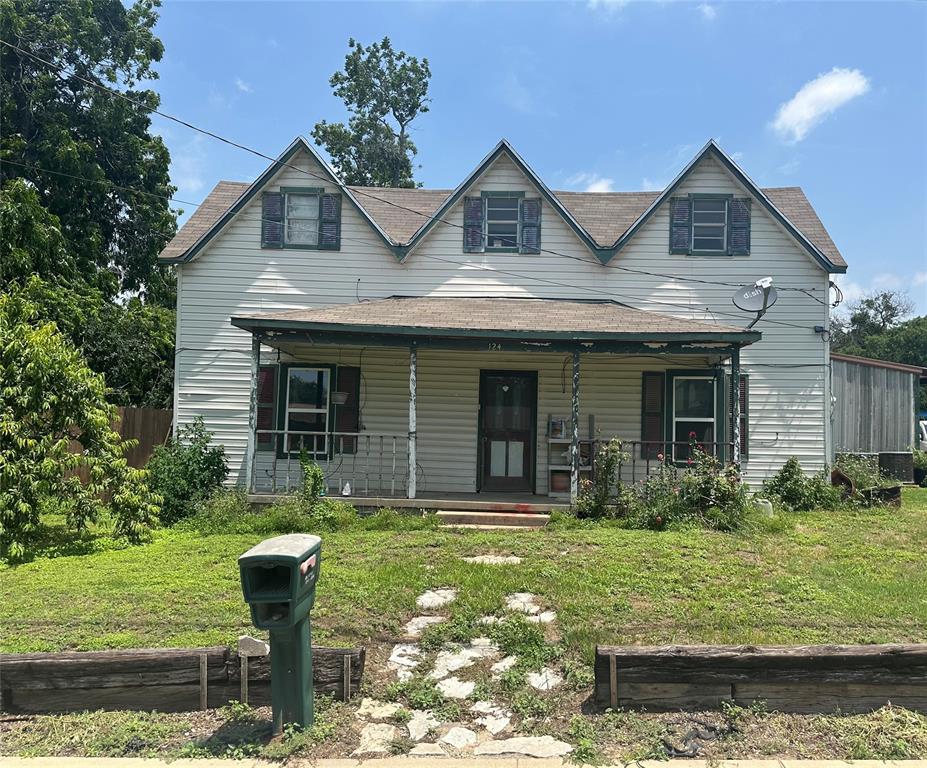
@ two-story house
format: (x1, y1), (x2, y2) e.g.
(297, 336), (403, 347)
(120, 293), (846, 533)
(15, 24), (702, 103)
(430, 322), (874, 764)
(159, 137), (846, 506)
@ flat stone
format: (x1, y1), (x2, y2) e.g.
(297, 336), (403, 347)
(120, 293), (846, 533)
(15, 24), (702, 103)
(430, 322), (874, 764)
(440, 726), (478, 749)
(416, 588), (457, 610)
(526, 610), (557, 624)
(407, 709), (440, 742)
(470, 701), (511, 736)
(435, 675), (475, 699)
(473, 735), (573, 757)
(356, 698), (403, 720)
(388, 643), (422, 680)
(527, 667), (563, 691)
(490, 655), (518, 677)
(404, 615), (447, 638)
(478, 615), (502, 625)
(409, 742), (447, 756)
(505, 592), (540, 614)
(463, 554), (522, 565)
(430, 640), (499, 680)
(353, 722), (399, 755)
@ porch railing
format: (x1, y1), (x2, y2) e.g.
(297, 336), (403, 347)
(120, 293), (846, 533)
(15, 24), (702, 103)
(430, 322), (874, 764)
(577, 439), (736, 486)
(251, 429), (408, 496)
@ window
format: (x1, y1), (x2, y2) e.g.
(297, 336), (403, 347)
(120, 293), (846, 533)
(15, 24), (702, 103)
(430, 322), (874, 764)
(691, 198), (727, 252)
(672, 376), (716, 461)
(256, 366), (277, 452)
(485, 196), (520, 249)
(284, 367), (330, 456)
(285, 193), (320, 246)
(261, 190), (341, 250)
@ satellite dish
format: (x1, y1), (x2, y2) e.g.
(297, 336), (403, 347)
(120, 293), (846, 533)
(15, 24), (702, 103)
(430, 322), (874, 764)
(732, 282), (778, 313)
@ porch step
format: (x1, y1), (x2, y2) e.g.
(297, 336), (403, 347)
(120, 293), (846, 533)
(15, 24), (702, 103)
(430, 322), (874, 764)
(436, 510), (550, 528)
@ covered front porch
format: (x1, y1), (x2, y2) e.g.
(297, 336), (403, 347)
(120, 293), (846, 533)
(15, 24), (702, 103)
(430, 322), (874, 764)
(231, 297), (759, 504)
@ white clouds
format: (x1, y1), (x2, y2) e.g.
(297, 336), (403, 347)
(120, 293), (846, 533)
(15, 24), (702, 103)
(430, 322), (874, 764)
(914, 272), (927, 287)
(697, 4), (717, 20)
(730, 151), (744, 162)
(873, 272), (903, 290)
(833, 274), (865, 306)
(566, 172), (615, 193)
(587, 0), (629, 12)
(772, 67), (870, 143)
(641, 177), (666, 191)
(235, 78), (253, 94)
(497, 71), (534, 114)
(171, 135), (208, 196)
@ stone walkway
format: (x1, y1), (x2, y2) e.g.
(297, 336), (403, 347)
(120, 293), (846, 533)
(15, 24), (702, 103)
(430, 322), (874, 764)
(354, 562), (571, 759)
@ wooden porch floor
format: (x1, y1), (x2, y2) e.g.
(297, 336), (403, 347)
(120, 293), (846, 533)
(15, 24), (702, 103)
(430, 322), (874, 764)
(248, 491), (567, 514)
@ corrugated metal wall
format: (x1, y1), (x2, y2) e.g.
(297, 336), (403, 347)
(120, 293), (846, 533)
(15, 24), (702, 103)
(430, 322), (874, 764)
(831, 359), (916, 452)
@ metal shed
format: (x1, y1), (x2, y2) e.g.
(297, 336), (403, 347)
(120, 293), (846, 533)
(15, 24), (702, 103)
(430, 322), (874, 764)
(831, 353), (924, 453)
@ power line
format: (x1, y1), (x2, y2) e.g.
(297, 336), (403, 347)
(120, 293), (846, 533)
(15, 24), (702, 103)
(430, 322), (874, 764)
(1, 157), (815, 332)
(2, 36), (832, 305)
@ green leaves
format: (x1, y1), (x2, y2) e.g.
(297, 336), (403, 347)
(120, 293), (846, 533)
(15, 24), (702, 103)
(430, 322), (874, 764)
(0, 291), (160, 559)
(311, 37), (431, 188)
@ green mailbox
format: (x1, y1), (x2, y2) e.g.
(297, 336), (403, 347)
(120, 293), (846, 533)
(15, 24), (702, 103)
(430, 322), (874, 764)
(239, 533), (321, 731)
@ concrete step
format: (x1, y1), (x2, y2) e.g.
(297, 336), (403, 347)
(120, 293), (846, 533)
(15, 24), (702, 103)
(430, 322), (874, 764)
(436, 510), (550, 528)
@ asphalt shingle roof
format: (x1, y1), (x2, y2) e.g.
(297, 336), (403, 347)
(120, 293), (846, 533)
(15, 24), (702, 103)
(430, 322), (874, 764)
(232, 296), (754, 338)
(160, 179), (846, 269)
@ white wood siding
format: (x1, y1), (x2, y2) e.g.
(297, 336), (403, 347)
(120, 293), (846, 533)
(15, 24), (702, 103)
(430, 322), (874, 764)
(175, 148), (832, 490)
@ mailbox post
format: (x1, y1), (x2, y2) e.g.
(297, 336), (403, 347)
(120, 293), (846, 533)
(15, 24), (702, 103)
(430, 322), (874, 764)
(239, 533), (321, 732)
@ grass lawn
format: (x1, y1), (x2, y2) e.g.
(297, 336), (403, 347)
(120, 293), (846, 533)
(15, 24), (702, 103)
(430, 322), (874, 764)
(2, 487), (926, 655)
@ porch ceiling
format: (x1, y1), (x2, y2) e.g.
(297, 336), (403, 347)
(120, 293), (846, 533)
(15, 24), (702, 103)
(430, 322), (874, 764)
(231, 296), (760, 353)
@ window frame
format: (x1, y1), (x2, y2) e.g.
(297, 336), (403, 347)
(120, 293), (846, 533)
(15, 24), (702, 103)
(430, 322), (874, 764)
(281, 187), (325, 250)
(665, 369), (723, 462)
(276, 364), (335, 459)
(689, 194), (733, 257)
(482, 191), (524, 253)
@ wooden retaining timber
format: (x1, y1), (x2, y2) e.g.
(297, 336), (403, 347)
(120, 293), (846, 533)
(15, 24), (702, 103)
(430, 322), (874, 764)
(594, 644), (927, 714)
(0, 645), (365, 714)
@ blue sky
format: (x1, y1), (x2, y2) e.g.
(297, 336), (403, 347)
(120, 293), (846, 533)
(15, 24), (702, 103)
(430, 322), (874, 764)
(151, 0), (927, 314)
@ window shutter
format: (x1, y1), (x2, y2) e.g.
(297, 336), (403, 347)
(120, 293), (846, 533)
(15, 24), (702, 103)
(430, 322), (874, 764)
(727, 374), (749, 458)
(728, 198), (751, 256)
(669, 197), (692, 254)
(519, 198), (541, 254)
(261, 192), (284, 248)
(318, 193), (342, 250)
(463, 196), (484, 252)
(640, 372), (665, 459)
(334, 366), (361, 455)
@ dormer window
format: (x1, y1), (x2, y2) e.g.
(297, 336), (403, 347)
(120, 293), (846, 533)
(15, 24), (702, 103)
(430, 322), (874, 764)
(486, 196), (520, 250)
(260, 188), (342, 250)
(669, 195), (751, 256)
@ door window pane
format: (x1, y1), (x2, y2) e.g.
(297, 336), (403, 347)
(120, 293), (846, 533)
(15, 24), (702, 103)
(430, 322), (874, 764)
(490, 440), (507, 476)
(288, 369), (329, 409)
(507, 441), (524, 477)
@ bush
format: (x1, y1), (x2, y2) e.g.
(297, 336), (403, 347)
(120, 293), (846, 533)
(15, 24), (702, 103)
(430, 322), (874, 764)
(0, 291), (159, 559)
(298, 451), (327, 503)
(573, 438), (632, 520)
(147, 418), (227, 525)
(628, 445), (750, 531)
(834, 453), (890, 490)
(914, 450), (927, 487)
(762, 457), (841, 512)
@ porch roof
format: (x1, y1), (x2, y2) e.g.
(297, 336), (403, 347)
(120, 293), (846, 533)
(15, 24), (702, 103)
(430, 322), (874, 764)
(231, 297), (760, 351)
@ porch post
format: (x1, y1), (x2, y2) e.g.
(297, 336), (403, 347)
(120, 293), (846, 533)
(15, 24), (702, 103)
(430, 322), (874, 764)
(244, 334), (261, 493)
(408, 344), (417, 499)
(731, 345), (741, 466)
(570, 349), (580, 502)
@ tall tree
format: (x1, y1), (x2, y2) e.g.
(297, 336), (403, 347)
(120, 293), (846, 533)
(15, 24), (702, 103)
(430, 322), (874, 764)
(832, 290), (914, 351)
(312, 37), (430, 188)
(0, 0), (176, 301)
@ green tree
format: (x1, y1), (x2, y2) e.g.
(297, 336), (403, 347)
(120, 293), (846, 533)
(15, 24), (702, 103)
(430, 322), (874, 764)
(0, 0), (176, 301)
(0, 291), (160, 559)
(312, 37), (431, 188)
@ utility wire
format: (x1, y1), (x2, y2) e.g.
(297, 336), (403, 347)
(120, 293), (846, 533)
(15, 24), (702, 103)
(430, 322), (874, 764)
(0, 157), (817, 332)
(2, 36), (832, 305)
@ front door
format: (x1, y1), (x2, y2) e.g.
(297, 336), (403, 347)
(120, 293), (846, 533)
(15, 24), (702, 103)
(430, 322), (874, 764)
(479, 371), (537, 492)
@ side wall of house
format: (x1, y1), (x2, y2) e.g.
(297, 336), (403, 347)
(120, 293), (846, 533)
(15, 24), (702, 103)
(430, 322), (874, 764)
(174, 148), (832, 490)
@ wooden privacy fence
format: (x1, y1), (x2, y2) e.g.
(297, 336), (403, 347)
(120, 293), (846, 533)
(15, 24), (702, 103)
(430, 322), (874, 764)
(69, 406), (172, 483)
(595, 644), (927, 714)
(0, 644), (364, 714)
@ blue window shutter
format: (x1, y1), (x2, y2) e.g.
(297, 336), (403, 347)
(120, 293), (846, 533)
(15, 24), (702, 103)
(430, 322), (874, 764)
(519, 198), (541, 254)
(463, 196), (484, 252)
(669, 197), (691, 254)
(261, 192), (284, 248)
(728, 198), (751, 256)
(318, 194), (341, 250)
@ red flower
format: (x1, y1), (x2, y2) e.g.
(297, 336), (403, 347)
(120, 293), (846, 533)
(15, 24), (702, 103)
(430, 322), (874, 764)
(688, 431), (697, 439)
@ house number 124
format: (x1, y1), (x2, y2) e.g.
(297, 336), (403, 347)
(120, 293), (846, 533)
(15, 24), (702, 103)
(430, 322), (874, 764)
(488, 342), (503, 351)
